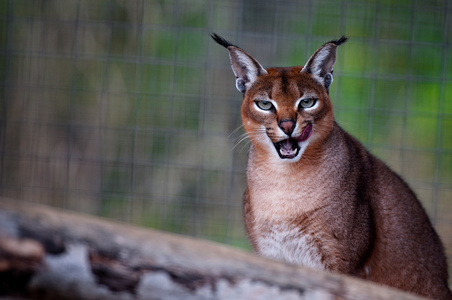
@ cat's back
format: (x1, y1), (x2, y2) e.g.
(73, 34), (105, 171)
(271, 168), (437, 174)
(335, 126), (445, 256)
(364, 153), (450, 297)
(339, 128), (451, 298)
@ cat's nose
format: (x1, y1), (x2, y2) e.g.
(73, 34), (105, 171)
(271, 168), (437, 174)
(279, 120), (295, 136)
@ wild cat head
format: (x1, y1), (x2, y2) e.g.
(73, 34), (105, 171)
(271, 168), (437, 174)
(212, 34), (347, 162)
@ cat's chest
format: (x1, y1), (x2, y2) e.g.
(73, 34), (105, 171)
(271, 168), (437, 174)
(247, 182), (328, 269)
(248, 168), (326, 221)
(246, 162), (332, 269)
(254, 220), (325, 270)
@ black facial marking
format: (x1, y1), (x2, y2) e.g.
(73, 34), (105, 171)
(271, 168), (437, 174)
(280, 69), (289, 94)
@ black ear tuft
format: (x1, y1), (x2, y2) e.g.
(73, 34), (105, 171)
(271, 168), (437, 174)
(329, 36), (348, 46)
(211, 33), (237, 48)
(301, 36), (348, 91)
(211, 33), (268, 94)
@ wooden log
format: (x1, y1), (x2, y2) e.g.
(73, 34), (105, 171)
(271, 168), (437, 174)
(0, 198), (426, 300)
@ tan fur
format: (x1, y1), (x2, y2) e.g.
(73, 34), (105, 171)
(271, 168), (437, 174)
(212, 34), (452, 299)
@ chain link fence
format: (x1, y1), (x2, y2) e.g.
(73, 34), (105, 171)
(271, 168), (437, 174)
(1, 0), (451, 278)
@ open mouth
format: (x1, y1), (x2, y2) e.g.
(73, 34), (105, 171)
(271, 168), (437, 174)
(273, 124), (312, 159)
(274, 138), (300, 159)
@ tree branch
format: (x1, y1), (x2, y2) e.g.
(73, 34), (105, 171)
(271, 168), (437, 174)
(0, 198), (426, 300)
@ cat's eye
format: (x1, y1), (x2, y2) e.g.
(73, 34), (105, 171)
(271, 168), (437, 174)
(256, 100), (274, 111)
(299, 98), (317, 109)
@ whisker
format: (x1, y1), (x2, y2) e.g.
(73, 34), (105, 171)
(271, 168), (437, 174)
(239, 140), (252, 153)
(231, 129), (267, 151)
(232, 135), (250, 150)
(228, 125), (245, 138)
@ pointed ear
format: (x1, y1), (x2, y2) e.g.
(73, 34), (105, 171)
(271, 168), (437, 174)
(211, 33), (267, 94)
(301, 36), (348, 91)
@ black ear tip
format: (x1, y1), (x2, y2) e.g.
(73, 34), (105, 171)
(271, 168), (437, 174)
(330, 36), (348, 46)
(210, 32), (221, 41)
(211, 33), (236, 48)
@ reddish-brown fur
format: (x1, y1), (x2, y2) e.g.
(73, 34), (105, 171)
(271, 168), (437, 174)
(212, 34), (452, 299)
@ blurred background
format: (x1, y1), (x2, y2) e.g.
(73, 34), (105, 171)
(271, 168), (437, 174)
(0, 0), (451, 280)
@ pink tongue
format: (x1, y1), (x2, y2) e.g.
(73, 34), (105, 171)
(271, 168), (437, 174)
(297, 124), (312, 142)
